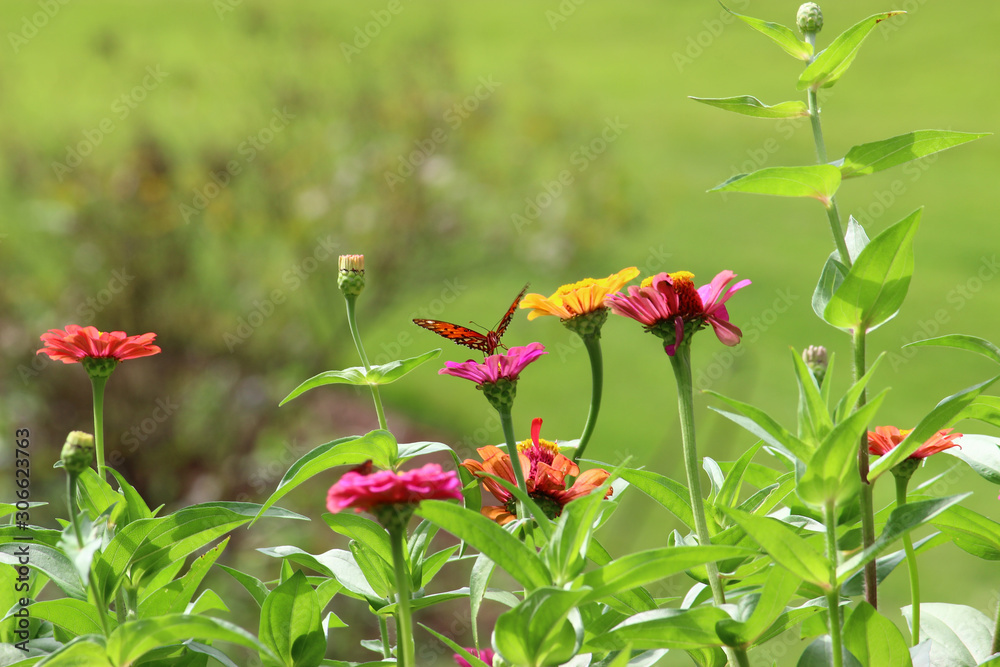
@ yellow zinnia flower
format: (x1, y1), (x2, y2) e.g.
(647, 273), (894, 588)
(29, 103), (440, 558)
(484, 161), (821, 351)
(520, 267), (640, 321)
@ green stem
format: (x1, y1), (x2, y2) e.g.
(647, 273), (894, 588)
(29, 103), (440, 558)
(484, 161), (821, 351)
(345, 294), (388, 431)
(573, 335), (604, 463)
(992, 589), (1000, 655)
(90, 375), (108, 481)
(824, 500), (844, 667)
(498, 406), (531, 523)
(389, 526), (415, 667)
(66, 474), (84, 549)
(669, 345), (750, 667)
(853, 327), (878, 609)
(378, 615), (392, 659)
(895, 474), (921, 645)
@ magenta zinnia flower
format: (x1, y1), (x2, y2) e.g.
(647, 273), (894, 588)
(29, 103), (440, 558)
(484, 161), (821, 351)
(439, 342), (547, 385)
(326, 463), (463, 514)
(607, 270), (750, 355)
(454, 648), (495, 667)
(38, 325), (161, 363)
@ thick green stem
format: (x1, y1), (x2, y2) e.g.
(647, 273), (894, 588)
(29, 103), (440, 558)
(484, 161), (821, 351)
(853, 328), (878, 609)
(498, 407), (531, 523)
(89, 375), (108, 481)
(573, 335), (604, 463)
(824, 500), (844, 667)
(345, 294), (388, 431)
(895, 475), (921, 645)
(66, 474), (84, 549)
(669, 345), (749, 667)
(378, 615), (392, 659)
(389, 526), (415, 667)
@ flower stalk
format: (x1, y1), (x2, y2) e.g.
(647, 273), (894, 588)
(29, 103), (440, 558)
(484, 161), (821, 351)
(344, 293), (388, 431)
(497, 406), (530, 522)
(574, 334), (603, 463)
(89, 375), (109, 481)
(894, 469), (921, 645)
(824, 499), (844, 667)
(389, 525), (416, 667)
(852, 327), (878, 609)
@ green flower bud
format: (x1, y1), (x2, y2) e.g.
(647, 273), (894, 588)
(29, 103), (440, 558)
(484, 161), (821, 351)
(481, 377), (517, 413)
(802, 345), (829, 386)
(338, 254), (366, 297)
(561, 307), (609, 339)
(797, 3), (823, 33)
(61, 431), (95, 475)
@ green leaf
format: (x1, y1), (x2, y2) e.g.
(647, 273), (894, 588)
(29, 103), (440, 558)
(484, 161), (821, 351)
(107, 469), (156, 523)
(901, 603), (994, 666)
(280, 349), (442, 404)
(837, 494), (970, 582)
(350, 540), (393, 598)
(416, 500), (551, 590)
(105, 614), (278, 667)
(797, 12), (905, 90)
(689, 96), (808, 119)
(842, 602), (912, 667)
(251, 431), (397, 524)
(421, 624), (493, 667)
(138, 538), (229, 618)
(494, 587), (587, 667)
(824, 208), (921, 332)
(586, 606), (730, 651)
(0, 543), (86, 600)
(709, 165), (841, 207)
(841, 533), (946, 596)
(942, 434), (1000, 484)
(868, 376), (998, 480)
(260, 571), (325, 667)
(964, 395), (1000, 429)
(322, 513), (393, 570)
(833, 352), (885, 423)
(616, 468), (693, 529)
(797, 636), (863, 667)
(717, 508), (828, 587)
(812, 217), (869, 319)
(28, 599), (116, 637)
(721, 4), (812, 60)
(792, 349), (833, 445)
(706, 392), (812, 463)
(75, 468), (124, 523)
(931, 505), (1000, 560)
(544, 470), (616, 585)
(904, 333), (1000, 365)
(717, 441), (764, 510)
(797, 390), (887, 508)
(469, 552), (496, 647)
(714, 566), (803, 648)
(839, 130), (990, 178)
(27, 637), (112, 666)
(573, 546), (752, 604)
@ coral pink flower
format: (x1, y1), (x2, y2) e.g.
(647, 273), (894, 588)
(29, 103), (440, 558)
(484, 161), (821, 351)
(606, 270), (750, 355)
(38, 325), (160, 363)
(461, 418), (612, 525)
(326, 463), (463, 514)
(439, 343), (546, 385)
(454, 648), (495, 666)
(867, 426), (962, 459)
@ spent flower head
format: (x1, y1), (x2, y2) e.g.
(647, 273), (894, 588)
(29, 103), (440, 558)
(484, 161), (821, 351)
(802, 345), (829, 385)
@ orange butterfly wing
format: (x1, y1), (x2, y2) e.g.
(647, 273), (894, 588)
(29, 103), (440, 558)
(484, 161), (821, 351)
(412, 283), (529, 355)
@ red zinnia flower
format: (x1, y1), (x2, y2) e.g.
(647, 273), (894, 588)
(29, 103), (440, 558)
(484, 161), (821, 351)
(439, 343), (546, 385)
(606, 270), (750, 355)
(867, 426), (962, 459)
(454, 648), (495, 667)
(38, 325), (161, 364)
(460, 418), (612, 525)
(326, 463), (463, 514)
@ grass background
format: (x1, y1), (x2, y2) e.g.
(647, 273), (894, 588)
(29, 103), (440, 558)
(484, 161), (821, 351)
(2, 0), (999, 664)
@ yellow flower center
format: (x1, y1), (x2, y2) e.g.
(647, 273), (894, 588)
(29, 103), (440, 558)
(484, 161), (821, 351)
(556, 278), (599, 295)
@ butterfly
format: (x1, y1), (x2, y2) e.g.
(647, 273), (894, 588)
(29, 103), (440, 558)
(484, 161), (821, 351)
(413, 283), (529, 355)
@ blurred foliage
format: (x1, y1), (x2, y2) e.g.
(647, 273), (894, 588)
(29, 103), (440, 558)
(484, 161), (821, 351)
(1, 1), (998, 664)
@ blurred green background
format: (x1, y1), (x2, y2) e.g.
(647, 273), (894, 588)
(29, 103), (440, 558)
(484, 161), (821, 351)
(2, 0), (999, 664)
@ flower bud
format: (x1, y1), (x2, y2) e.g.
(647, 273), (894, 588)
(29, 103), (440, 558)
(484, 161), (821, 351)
(797, 3), (823, 33)
(338, 254), (366, 297)
(61, 431), (95, 475)
(802, 345), (828, 385)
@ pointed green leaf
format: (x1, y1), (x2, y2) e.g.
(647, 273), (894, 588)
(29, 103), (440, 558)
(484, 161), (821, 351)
(494, 587), (587, 666)
(931, 505), (1000, 560)
(837, 493), (970, 582)
(0, 543), (86, 600)
(841, 533), (946, 596)
(842, 602), (912, 667)
(722, 4), (812, 60)
(797, 12), (905, 90)
(904, 333), (1000, 365)
(251, 431), (397, 524)
(416, 500), (551, 590)
(833, 352), (885, 423)
(706, 392), (812, 462)
(839, 130), (990, 178)
(587, 606), (730, 651)
(24, 638), (111, 666)
(616, 468), (694, 529)
(715, 566), (803, 647)
(138, 538), (229, 618)
(824, 208), (921, 332)
(813, 217), (869, 320)
(963, 395), (1000, 429)
(322, 513), (393, 569)
(717, 441), (764, 510)
(869, 376), (997, 480)
(718, 508), (828, 587)
(901, 603), (994, 666)
(27, 599), (117, 637)
(260, 571), (325, 667)
(421, 624), (493, 667)
(792, 349), (833, 445)
(280, 349), (442, 404)
(106, 614), (277, 666)
(942, 433), (1000, 484)
(709, 165), (841, 207)
(690, 96), (809, 119)
(798, 636), (864, 667)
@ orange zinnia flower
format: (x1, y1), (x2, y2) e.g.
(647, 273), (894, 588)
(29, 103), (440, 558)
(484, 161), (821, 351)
(520, 267), (639, 321)
(461, 418), (612, 525)
(867, 426), (962, 459)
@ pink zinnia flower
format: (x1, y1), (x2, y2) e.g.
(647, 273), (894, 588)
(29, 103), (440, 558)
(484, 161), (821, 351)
(326, 463), (463, 514)
(867, 426), (962, 459)
(606, 270), (750, 355)
(454, 648), (495, 667)
(38, 325), (160, 363)
(439, 343), (546, 385)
